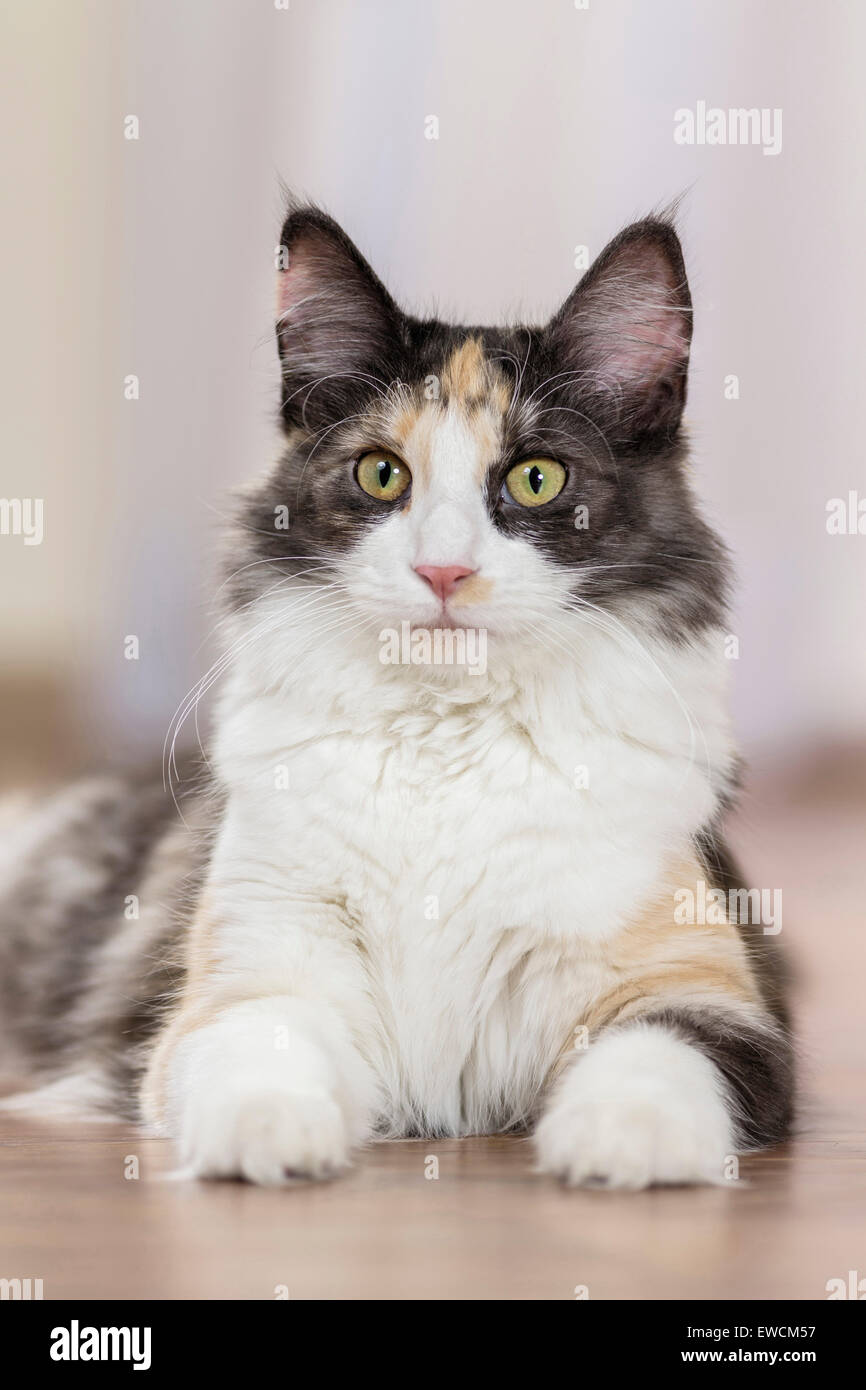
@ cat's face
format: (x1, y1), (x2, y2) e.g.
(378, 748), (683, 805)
(229, 206), (727, 667)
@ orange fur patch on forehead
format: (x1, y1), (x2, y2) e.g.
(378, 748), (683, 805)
(441, 337), (486, 404)
(442, 337), (512, 415)
(374, 337), (512, 490)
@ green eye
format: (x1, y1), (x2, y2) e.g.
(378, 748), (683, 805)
(355, 450), (411, 502)
(504, 458), (566, 508)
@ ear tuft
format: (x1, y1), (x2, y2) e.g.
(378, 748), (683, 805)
(547, 219), (692, 443)
(275, 202), (402, 431)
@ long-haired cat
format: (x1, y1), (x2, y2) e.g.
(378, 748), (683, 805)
(0, 204), (793, 1187)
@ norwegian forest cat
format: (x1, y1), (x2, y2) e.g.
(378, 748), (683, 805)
(0, 204), (793, 1187)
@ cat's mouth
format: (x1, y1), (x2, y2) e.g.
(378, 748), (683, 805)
(409, 611), (466, 632)
(406, 589), (494, 635)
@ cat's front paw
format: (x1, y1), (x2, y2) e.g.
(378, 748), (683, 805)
(178, 1084), (350, 1185)
(157, 996), (378, 1185)
(534, 1023), (733, 1190)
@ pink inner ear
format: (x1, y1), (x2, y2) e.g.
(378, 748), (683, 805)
(581, 243), (690, 388)
(602, 297), (689, 384)
(276, 238), (333, 322)
(276, 267), (290, 317)
(276, 250), (311, 319)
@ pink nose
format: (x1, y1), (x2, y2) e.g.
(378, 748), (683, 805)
(414, 564), (476, 602)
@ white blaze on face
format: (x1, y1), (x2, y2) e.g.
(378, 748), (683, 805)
(404, 407), (489, 572)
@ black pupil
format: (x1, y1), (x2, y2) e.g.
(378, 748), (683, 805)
(528, 465), (544, 494)
(378, 460), (392, 489)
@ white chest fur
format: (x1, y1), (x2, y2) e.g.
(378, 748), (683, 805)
(207, 613), (735, 1135)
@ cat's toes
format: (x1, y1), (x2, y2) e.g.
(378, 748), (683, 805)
(535, 1092), (728, 1189)
(179, 1086), (350, 1185)
(534, 1026), (734, 1190)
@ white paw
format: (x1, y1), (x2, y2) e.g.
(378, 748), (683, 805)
(179, 1084), (349, 1185)
(163, 998), (377, 1185)
(535, 1023), (734, 1190)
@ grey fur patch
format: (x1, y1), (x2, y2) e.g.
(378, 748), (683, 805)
(644, 1006), (795, 1149)
(0, 769), (214, 1117)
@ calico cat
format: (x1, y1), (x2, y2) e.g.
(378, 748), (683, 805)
(0, 204), (793, 1187)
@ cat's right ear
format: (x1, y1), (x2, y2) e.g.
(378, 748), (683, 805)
(275, 205), (403, 431)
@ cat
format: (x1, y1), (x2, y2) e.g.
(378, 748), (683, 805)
(0, 203), (793, 1187)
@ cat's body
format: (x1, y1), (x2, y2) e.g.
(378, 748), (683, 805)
(0, 206), (794, 1185)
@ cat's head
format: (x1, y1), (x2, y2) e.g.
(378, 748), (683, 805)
(227, 203), (727, 678)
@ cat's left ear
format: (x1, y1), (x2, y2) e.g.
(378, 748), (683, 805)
(546, 219), (692, 443)
(275, 204), (403, 430)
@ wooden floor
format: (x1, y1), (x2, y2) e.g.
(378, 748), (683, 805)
(1, 757), (864, 1300)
